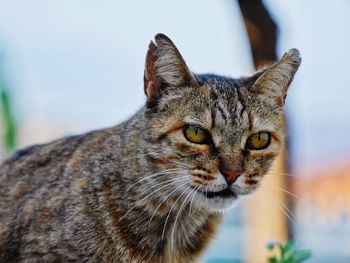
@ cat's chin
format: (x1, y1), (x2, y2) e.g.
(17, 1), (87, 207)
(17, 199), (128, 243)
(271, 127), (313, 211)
(194, 188), (239, 212)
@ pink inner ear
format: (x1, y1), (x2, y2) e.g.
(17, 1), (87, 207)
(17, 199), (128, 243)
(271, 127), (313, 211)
(144, 41), (157, 99)
(145, 81), (154, 99)
(144, 41), (166, 103)
(143, 34), (199, 104)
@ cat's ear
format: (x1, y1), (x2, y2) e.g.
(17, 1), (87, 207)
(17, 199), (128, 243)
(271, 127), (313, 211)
(251, 49), (301, 107)
(144, 34), (198, 103)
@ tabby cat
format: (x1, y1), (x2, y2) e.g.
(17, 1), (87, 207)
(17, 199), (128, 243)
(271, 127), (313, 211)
(0, 34), (301, 262)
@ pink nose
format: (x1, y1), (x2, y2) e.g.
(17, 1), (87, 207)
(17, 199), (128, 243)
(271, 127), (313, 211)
(219, 160), (241, 184)
(222, 170), (240, 184)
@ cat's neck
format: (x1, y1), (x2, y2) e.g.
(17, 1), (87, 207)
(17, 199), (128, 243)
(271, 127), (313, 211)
(116, 193), (222, 262)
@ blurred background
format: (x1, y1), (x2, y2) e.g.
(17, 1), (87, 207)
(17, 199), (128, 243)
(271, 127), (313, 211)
(1, 0), (350, 262)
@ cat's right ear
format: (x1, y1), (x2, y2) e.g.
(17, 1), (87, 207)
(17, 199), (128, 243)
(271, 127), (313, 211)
(250, 49), (301, 107)
(144, 34), (198, 104)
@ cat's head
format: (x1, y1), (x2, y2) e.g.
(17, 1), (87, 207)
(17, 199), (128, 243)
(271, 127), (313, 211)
(142, 34), (301, 212)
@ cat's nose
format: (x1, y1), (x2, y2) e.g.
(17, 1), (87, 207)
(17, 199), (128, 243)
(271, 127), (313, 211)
(219, 161), (241, 185)
(221, 170), (241, 185)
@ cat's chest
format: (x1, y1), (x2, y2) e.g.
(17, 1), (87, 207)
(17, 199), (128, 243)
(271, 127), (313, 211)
(159, 212), (222, 263)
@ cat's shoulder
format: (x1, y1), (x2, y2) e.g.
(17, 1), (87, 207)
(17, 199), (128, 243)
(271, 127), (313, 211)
(2, 134), (85, 167)
(0, 125), (122, 176)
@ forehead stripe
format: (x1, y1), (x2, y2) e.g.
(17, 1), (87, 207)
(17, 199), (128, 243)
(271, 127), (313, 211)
(216, 104), (228, 122)
(235, 87), (252, 131)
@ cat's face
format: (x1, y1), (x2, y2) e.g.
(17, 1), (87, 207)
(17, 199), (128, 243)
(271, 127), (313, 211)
(142, 34), (301, 212)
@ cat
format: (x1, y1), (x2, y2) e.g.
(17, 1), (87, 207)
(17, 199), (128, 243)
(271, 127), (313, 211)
(0, 34), (301, 263)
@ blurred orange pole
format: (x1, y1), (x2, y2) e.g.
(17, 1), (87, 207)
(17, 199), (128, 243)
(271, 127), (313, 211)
(237, 0), (289, 261)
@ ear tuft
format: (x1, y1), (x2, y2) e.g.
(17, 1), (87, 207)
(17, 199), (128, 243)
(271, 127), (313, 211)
(284, 48), (301, 65)
(144, 33), (197, 103)
(154, 33), (174, 46)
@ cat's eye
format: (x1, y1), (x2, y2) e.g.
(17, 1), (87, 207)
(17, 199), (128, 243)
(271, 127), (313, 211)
(183, 125), (210, 144)
(246, 132), (271, 150)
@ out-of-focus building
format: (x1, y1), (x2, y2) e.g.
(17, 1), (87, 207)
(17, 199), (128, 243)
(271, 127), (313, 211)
(293, 158), (350, 262)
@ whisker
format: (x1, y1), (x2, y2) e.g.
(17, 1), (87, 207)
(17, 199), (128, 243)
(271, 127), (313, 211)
(125, 168), (184, 193)
(161, 183), (190, 241)
(205, 186), (208, 208)
(171, 186), (194, 243)
(170, 185), (193, 251)
(189, 185), (200, 214)
(278, 200), (299, 226)
(195, 186), (204, 212)
(255, 189), (301, 229)
(243, 186), (301, 230)
(275, 200), (300, 229)
(121, 178), (188, 222)
(268, 170), (298, 177)
(168, 159), (193, 168)
(135, 175), (189, 203)
(136, 173), (187, 195)
(148, 180), (190, 225)
(120, 176), (188, 221)
(261, 183), (299, 199)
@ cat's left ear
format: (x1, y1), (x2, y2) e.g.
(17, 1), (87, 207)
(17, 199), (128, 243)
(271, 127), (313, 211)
(251, 49), (301, 107)
(144, 34), (198, 104)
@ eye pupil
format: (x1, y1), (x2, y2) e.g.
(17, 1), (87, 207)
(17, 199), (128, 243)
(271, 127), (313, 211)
(246, 132), (271, 150)
(183, 125), (210, 144)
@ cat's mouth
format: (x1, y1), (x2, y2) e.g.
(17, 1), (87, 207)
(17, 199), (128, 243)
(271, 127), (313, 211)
(194, 187), (237, 199)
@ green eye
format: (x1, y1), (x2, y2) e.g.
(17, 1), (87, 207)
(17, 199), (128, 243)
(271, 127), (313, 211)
(246, 132), (271, 150)
(183, 125), (210, 144)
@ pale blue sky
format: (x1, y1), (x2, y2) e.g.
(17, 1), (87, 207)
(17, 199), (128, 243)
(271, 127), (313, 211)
(0, 0), (349, 166)
(266, 0), (350, 168)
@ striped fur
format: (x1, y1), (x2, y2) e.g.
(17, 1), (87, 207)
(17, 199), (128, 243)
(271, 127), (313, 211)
(0, 34), (301, 262)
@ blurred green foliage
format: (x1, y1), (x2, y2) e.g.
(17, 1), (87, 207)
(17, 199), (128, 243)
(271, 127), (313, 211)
(0, 87), (17, 153)
(267, 240), (312, 263)
(0, 50), (17, 153)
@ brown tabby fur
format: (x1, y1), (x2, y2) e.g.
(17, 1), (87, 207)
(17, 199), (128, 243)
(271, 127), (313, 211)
(0, 34), (301, 262)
